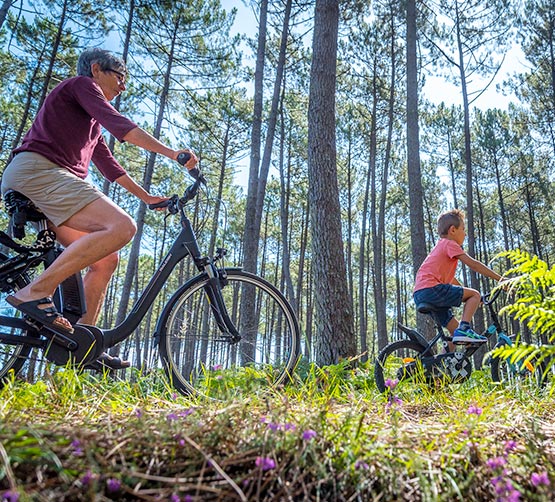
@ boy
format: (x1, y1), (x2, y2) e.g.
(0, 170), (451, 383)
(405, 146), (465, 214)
(413, 209), (504, 344)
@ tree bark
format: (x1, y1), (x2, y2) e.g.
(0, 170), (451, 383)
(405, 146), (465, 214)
(308, 0), (356, 365)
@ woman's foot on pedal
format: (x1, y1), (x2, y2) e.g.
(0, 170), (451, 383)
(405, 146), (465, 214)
(453, 326), (486, 344)
(6, 295), (74, 334)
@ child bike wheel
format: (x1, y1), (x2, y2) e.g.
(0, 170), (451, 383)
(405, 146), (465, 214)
(374, 339), (427, 393)
(490, 341), (548, 388)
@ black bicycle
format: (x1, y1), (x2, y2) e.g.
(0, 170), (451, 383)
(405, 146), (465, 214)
(0, 161), (301, 396)
(374, 288), (546, 393)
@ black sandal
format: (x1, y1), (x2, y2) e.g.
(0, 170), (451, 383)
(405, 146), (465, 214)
(84, 352), (131, 371)
(6, 295), (74, 334)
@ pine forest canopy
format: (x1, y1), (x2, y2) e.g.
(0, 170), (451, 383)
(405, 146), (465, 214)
(0, 0), (554, 369)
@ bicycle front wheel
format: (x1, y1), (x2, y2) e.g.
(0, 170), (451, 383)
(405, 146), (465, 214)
(490, 341), (547, 388)
(158, 269), (301, 397)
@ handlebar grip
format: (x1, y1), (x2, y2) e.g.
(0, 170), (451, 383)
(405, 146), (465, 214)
(148, 200), (170, 210)
(177, 152), (192, 166)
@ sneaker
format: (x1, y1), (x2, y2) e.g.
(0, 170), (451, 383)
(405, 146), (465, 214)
(453, 327), (487, 344)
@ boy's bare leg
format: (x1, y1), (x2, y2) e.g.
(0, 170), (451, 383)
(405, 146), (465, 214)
(460, 288), (481, 324)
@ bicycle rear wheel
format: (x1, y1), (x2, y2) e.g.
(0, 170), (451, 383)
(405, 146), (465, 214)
(157, 269), (301, 397)
(0, 255), (34, 385)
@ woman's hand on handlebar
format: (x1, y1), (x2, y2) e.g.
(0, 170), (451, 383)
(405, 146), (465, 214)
(145, 194), (170, 211)
(174, 149), (198, 170)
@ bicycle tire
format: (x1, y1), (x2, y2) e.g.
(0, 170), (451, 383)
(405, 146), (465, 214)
(490, 340), (547, 388)
(0, 254), (34, 385)
(157, 269), (301, 397)
(374, 339), (427, 393)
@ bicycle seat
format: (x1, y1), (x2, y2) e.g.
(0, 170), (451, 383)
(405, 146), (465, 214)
(416, 302), (442, 314)
(3, 190), (47, 239)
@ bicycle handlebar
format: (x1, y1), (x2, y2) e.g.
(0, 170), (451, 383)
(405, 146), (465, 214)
(147, 151), (205, 212)
(147, 178), (203, 213)
(482, 287), (503, 305)
(177, 152), (206, 184)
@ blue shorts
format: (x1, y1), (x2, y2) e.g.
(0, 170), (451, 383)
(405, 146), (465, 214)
(413, 284), (464, 327)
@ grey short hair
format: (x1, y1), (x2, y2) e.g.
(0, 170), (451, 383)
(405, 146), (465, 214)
(77, 48), (126, 77)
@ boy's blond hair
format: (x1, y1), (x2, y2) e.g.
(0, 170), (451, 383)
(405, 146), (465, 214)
(438, 209), (464, 237)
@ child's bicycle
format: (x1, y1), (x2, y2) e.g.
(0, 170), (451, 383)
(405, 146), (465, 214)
(0, 158), (301, 396)
(374, 288), (546, 393)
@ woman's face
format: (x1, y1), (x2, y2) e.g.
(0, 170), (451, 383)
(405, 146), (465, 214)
(91, 63), (126, 101)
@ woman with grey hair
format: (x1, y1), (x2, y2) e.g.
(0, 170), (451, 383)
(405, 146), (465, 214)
(1, 47), (198, 368)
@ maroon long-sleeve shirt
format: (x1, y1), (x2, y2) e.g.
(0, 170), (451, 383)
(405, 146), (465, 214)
(14, 76), (137, 182)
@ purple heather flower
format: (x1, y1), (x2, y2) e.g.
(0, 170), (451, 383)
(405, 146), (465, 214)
(106, 478), (121, 493)
(255, 456), (276, 470)
(170, 495), (180, 502)
(503, 440), (517, 454)
(284, 423), (296, 431)
(486, 456), (507, 470)
(267, 422), (281, 431)
(135, 408), (143, 419)
(1, 491), (19, 502)
(302, 429), (317, 441)
(467, 405), (483, 415)
(386, 395), (403, 411)
(80, 470), (94, 486)
(355, 460), (370, 470)
(184, 496), (193, 502)
(384, 378), (398, 390)
(71, 439), (84, 456)
(167, 412), (178, 421)
(531, 471), (550, 487)
(178, 408), (194, 417)
(212, 364), (223, 371)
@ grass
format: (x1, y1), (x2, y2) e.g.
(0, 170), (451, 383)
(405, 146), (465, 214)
(0, 364), (554, 501)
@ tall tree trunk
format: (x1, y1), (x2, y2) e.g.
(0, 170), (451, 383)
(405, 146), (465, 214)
(455, 3), (484, 339)
(406, 0), (426, 273)
(279, 90), (297, 311)
(374, 11), (396, 351)
(239, 0), (292, 362)
(11, 45), (46, 149)
(242, 0), (267, 276)
(358, 153), (371, 362)
(406, 0), (427, 336)
(0, 0), (15, 29)
(308, 0), (356, 365)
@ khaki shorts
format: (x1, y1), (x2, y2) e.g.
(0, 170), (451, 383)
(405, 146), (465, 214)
(1, 152), (104, 226)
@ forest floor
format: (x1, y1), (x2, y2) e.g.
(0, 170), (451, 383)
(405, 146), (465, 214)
(0, 364), (554, 501)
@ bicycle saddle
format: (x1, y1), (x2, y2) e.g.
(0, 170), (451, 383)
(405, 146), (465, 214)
(3, 190), (46, 239)
(416, 302), (442, 314)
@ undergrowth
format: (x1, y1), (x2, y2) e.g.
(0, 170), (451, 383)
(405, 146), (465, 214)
(1, 364), (554, 501)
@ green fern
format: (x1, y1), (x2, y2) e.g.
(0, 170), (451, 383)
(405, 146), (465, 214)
(491, 250), (555, 384)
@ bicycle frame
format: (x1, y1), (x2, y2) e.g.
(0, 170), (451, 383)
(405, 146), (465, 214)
(1, 180), (241, 356)
(102, 184), (240, 348)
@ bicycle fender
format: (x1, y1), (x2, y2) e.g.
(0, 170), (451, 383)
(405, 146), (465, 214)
(397, 322), (428, 349)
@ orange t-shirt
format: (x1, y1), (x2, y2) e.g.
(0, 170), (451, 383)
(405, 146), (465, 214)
(414, 238), (464, 292)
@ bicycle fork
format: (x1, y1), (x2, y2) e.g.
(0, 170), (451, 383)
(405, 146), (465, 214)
(202, 263), (242, 343)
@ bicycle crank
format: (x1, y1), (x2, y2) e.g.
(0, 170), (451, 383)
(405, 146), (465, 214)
(43, 325), (101, 367)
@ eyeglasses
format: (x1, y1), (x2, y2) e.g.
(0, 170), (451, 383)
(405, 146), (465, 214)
(105, 68), (126, 85)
